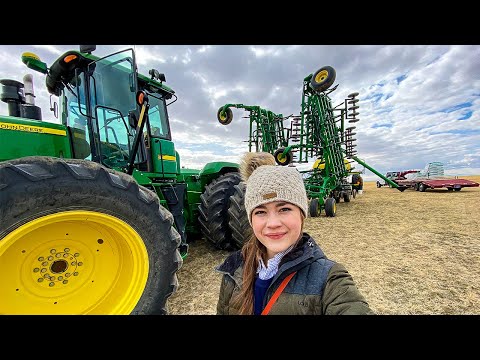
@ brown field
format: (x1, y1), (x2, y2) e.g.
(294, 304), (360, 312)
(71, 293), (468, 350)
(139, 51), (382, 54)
(168, 175), (480, 315)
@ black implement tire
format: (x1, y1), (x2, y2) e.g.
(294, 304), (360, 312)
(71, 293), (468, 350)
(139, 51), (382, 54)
(274, 147), (292, 166)
(310, 66), (336, 92)
(324, 197), (336, 217)
(343, 191), (351, 202)
(228, 182), (252, 249)
(217, 107), (233, 125)
(198, 172), (241, 250)
(0, 156), (182, 315)
(309, 198), (321, 217)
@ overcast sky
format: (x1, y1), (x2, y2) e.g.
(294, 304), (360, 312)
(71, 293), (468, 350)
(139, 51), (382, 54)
(0, 45), (478, 181)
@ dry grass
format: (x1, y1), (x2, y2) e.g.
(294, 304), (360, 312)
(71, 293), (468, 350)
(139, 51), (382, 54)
(168, 175), (480, 315)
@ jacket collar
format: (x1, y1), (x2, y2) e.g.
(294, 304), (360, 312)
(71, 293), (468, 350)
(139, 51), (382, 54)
(215, 232), (326, 277)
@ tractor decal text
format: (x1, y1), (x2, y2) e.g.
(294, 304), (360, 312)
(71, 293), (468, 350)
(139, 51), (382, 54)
(0, 122), (67, 136)
(158, 155), (176, 161)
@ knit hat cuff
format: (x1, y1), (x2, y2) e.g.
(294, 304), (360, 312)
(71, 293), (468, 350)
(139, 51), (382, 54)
(246, 188), (308, 225)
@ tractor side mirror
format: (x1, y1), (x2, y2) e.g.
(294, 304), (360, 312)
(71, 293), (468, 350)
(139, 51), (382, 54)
(128, 111), (138, 128)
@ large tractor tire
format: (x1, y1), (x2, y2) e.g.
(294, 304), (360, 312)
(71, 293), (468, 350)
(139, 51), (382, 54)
(0, 156), (182, 315)
(198, 172), (241, 250)
(228, 182), (252, 249)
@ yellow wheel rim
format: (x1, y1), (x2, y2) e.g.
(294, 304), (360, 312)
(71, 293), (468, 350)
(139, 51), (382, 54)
(315, 70), (328, 83)
(0, 210), (149, 315)
(219, 111), (228, 123)
(276, 153), (287, 164)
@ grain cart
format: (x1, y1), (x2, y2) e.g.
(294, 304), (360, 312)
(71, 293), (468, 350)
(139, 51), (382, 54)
(0, 45), (240, 315)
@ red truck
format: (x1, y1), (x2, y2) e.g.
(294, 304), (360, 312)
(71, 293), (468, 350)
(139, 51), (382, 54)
(393, 162), (479, 192)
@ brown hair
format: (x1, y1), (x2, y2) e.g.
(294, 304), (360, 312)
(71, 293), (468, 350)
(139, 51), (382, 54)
(232, 211), (305, 315)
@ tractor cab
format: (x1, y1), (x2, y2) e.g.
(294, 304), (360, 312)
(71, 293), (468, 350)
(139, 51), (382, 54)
(23, 47), (177, 177)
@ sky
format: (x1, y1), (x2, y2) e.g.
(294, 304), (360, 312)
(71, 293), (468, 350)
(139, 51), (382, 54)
(0, 45), (479, 181)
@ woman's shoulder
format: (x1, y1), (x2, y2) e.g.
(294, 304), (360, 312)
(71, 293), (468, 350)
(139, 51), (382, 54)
(215, 249), (243, 275)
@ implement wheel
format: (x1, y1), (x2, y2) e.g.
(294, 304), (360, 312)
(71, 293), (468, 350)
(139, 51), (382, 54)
(310, 66), (336, 92)
(0, 156), (182, 315)
(274, 147), (292, 166)
(324, 197), (336, 217)
(217, 107), (233, 125)
(309, 198), (321, 217)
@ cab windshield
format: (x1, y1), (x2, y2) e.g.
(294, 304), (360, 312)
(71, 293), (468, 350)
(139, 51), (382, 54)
(146, 91), (171, 140)
(62, 48), (172, 169)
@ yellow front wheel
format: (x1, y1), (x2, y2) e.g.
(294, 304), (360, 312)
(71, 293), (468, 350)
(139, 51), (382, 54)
(0, 156), (182, 315)
(1, 211), (149, 314)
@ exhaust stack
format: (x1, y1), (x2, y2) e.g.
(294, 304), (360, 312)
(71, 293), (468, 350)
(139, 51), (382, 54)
(0, 75), (42, 120)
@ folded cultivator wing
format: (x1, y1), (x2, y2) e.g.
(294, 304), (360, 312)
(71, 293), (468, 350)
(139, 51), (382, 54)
(217, 65), (370, 218)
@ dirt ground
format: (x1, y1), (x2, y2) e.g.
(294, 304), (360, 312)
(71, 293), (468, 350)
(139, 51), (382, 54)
(167, 176), (480, 315)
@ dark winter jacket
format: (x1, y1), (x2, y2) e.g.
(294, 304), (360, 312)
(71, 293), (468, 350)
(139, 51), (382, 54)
(215, 233), (374, 315)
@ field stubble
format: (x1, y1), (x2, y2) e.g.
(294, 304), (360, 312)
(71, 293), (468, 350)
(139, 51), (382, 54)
(168, 176), (480, 315)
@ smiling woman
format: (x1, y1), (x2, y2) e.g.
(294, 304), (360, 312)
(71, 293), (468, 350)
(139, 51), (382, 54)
(215, 152), (374, 315)
(251, 201), (304, 259)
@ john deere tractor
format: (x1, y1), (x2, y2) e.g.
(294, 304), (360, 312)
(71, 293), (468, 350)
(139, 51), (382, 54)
(0, 45), (241, 315)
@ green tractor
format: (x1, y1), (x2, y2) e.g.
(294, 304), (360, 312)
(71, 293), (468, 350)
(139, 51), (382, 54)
(0, 45), (241, 315)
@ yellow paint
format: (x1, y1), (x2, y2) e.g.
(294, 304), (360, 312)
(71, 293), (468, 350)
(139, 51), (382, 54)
(0, 122), (66, 136)
(137, 103), (147, 129)
(22, 52), (40, 60)
(315, 70), (328, 83)
(313, 158), (351, 171)
(0, 210), (148, 314)
(158, 154), (176, 161)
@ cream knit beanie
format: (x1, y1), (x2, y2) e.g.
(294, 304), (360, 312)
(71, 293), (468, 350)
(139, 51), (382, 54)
(240, 152), (308, 225)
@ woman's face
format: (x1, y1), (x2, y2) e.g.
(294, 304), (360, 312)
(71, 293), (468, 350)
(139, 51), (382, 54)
(251, 201), (303, 259)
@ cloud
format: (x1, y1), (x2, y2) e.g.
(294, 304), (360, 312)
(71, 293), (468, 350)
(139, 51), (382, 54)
(0, 44), (478, 178)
